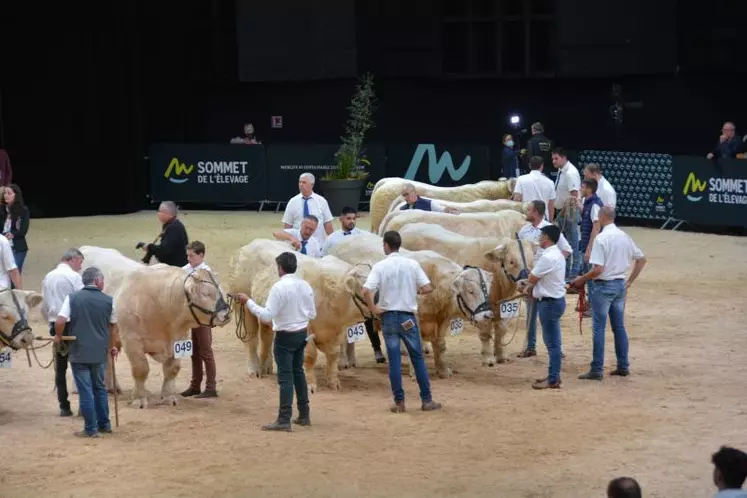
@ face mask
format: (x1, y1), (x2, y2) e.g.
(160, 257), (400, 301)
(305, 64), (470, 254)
(506, 140), (514, 147)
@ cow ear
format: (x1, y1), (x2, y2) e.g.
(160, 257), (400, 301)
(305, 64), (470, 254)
(22, 291), (43, 309)
(484, 244), (506, 263)
(450, 274), (462, 297)
(343, 274), (358, 294)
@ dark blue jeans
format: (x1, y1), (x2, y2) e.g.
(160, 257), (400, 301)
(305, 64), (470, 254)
(537, 297), (566, 384)
(13, 250), (26, 274)
(273, 331), (309, 423)
(381, 311), (432, 404)
(525, 297), (538, 351)
(71, 362), (110, 435)
(590, 279), (630, 375)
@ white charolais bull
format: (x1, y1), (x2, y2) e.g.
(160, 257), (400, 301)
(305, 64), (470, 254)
(228, 239), (372, 392)
(369, 178), (515, 233)
(328, 232), (495, 378)
(0, 289), (43, 352)
(114, 265), (232, 408)
(397, 223), (536, 366)
(379, 209), (527, 238)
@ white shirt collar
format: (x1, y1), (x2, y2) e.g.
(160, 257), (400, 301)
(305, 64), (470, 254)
(280, 273), (299, 280)
(386, 252), (403, 258)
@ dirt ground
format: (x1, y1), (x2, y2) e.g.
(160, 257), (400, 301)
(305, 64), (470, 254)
(1, 210), (746, 498)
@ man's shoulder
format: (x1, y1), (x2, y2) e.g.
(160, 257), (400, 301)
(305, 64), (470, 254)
(311, 192), (329, 204)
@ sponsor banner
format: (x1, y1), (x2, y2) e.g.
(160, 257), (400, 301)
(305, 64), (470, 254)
(385, 143), (491, 187)
(264, 143), (386, 204)
(673, 156), (747, 227)
(149, 143), (266, 203)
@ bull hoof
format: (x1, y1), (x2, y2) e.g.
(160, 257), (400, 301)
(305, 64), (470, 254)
(261, 365), (273, 375)
(247, 368), (262, 378)
(424, 345), (432, 355)
(328, 379), (341, 392)
(437, 368), (453, 379)
(496, 357), (510, 364)
(308, 383), (318, 394)
(482, 356), (497, 367)
(338, 360), (349, 369)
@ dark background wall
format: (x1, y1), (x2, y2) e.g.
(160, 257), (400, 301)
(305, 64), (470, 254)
(1, 0), (745, 217)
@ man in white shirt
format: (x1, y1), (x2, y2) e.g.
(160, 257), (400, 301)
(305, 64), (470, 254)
(583, 163), (617, 208)
(237, 252), (316, 432)
(282, 172), (334, 247)
(400, 183), (458, 213)
(180, 241), (219, 399)
(711, 446), (747, 498)
(512, 156), (556, 222)
(522, 225), (567, 390)
(516, 200), (571, 359)
(322, 205), (386, 364)
(273, 215), (323, 258)
(571, 207), (647, 380)
(42, 248), (84, 417)
(362, 231), (442, 413)
(552, 147), (582, 279)
(0, 234), (21, 290)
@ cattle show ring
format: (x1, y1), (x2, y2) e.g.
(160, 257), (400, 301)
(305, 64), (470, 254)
(1, 177), (745, 498)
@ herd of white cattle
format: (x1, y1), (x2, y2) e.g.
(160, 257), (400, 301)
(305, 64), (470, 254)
(5, 176), (543, 408)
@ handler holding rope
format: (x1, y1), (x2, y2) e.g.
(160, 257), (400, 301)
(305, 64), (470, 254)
(42, 248), (84, 417)
(551, 147), (582, 280)
(55, 267), (121, 438)
(571, 207), (647, 381)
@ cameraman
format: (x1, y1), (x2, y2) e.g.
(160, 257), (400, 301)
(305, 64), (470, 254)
(139, 201), (188, 267)
(526, 122), (554, 181)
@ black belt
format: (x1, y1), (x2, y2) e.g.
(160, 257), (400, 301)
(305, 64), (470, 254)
(382, 310), (415, 316)
(593, 278), (624, 283)
(276, 328), (307, 334)
(537, 296), (562, 302)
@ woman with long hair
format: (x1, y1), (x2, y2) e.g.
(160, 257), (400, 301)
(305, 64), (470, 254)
(1, 183), (30, 274)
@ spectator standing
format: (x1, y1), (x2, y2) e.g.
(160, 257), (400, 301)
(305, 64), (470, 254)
(54, 267), (121, 438)
(512, 156), (556, 222)
(140, 201), (189, 267)
(42, 248), (85, 417)
(516, 200), (570, 359)
(322, 206), (386, 364)
(180, 241), (219, 399)
(362, 231), (442, 413)
(0, 149), (12, 186)
(501, 133), (522, 179)
(571, 207), (647, 381)
(522, 225), (567, 390)
(711, 446), (747, 497)
(400, 183), (458, 213)
(707, 122), (741, 160)
(237, 252), (316, 432)
(274, 215), (323, 258)
(282, 172), (334, 247)
(1, 184), (30, 274)
(583, 163), (617, 208)
(552, 148), (582, 279)
(230, 122), (261, 144)
(526, 122), (554, 181)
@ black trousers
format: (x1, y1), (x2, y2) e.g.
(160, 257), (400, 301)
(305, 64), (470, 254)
(50, 323), (70, 410)
(365, 318), (382, 352)
(273, 330), (309, 423)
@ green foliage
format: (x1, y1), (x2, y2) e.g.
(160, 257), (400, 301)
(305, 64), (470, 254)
(324, 73), (376, 180)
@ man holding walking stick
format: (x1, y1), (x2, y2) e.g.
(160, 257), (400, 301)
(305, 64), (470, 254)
(55, 266), (121, 438)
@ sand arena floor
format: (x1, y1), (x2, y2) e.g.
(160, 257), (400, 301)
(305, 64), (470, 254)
(1, 210), (746, 497)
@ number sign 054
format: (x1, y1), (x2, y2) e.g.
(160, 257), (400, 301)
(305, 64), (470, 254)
(0, 348), (11, 369)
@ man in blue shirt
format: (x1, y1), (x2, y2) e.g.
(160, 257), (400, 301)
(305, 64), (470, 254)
(579, 178), (604, 311)
(707, 122), (742, 160)
(400, 184), (458, 213)
(55, 267), (120, 438)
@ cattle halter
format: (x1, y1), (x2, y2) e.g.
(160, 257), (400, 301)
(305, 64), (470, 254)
(0, 289), (32, 351)
(501, 233), (531, 284)
(456, 265), (492, 324)
(183, 271), (230, 328)
(348, 263), (379, 321)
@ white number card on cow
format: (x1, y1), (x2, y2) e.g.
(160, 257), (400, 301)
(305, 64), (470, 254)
(0, 347), (12, 369)
(500, 299), (521, 319)
(173, 339), (193, 359)
(450, 318), (464, 336)
(346, 322), (367, 344)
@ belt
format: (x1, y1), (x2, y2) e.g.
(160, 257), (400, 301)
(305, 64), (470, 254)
(593, 278), (624, 283)
(536, 296), (562, 302)
(382, 310), (415, 316)
(276, 328), (307, 334)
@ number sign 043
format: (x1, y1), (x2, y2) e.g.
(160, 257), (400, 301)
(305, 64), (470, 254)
(346, 322), (367, 344)
(173, 339), (193, 359)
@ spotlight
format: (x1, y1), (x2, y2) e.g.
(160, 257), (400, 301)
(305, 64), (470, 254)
(509, 115), (521, 126)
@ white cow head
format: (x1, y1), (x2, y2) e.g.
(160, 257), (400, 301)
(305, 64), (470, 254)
(184, 269), (232, 328)
(0, 289), (43, 350)
(451, 266), (495, 324)
(344, 264), (376, 321)
(484, 238), (537, 285)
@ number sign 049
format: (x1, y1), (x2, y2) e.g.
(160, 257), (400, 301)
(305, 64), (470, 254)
(173, 339), (193, 359)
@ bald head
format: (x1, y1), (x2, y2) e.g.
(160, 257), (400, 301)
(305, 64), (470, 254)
(599, 205), (616, 226)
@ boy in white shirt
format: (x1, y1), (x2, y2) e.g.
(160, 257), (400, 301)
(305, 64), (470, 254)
(180, 241), (218, 398)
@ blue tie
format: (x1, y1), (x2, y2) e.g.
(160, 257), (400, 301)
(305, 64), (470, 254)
(343, 231), (351, 236)
(303, 197), (310, 218)
(300, 240), (307, 255)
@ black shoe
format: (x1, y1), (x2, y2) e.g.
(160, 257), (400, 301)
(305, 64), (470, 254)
(610, 368), (629, 377)
(374, 351), (387, 364)
(293, 416), (311, 426)
(98, 427), (113, 434)
(180, 388), (201, 397)
(261, 421), (292, 432)
(194, 390), (218, 398)
(60, 407), (73, 417)
(421, 401), (442, 411)
(578, 371), (603, 381)
(74, 430), (99, 438)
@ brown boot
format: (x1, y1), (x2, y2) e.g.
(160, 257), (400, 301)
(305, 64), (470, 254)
(517, 349), (537, 358)
(421, 400), (442, 411)
(532, 379), (561, 389)
(390, 401), (405, 413)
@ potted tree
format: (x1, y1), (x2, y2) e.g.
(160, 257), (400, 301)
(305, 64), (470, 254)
(318, 72), (376, 216)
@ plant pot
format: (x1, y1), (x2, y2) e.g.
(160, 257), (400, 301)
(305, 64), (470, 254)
(317, 178), (366, 216)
